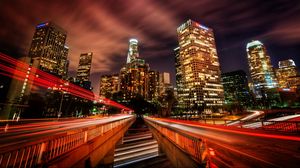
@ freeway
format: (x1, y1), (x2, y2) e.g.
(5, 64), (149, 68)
(147, 117), (300, 168)
(0, 115), (132, 150)
(243, 114), (300, 129)
(227, 110), (264, 126)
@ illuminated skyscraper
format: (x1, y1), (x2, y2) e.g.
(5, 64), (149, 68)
(246, 41), (281, 107)
(276, 59), (298, 88)
(246, 40), (278, 96)
(126, 39), (139, 63)
(76, 52), (93, 81)
(148, 70), (159, 101)
(99, 74), (119, 98)
(120, 39), (149, 100)
(28, 22), (68, 78)
(176, 19), (224, 111)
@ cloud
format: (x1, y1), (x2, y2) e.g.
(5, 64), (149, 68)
(0, 0), (299, 94)
(259, 21), (300, 44)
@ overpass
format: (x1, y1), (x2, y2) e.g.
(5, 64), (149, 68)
(1, 115), (300, 168)
(144, 117), (300, 168)
(0, 115), (135, 167)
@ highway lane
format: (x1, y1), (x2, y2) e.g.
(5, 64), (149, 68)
(0, 115), (132, 149)
(243, 114), (300, 129)
(227, 110), (264, 126)
(0, 119), (95, 136)
(147, 118), (300, 168)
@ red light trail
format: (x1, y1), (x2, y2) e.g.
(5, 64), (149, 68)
(151, 117), (300, 141)
(0, 53), (132, 112)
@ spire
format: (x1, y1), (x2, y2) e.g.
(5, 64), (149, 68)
(126, 38), (139, 63)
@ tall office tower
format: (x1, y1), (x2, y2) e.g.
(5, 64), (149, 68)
(148, 70), (160, 101)
(276, 59), (298, 88)
(126, 39), (139, 63)
(221, 70), (252, 108)
(246, 40), (278, 96)
(246, 40), (280, 107)
(99, 74), (119, 98)
(119, 39), (149, 100)
(76, 52), (93, 81)
(28, 22), (68, 78)
(176, 19), (224, 111)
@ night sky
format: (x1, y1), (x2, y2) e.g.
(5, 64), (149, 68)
(0, 0), (300, 94)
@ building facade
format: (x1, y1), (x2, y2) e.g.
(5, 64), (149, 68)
(127, 39), (139, 63)
(119, 39), (150, 100)
(176, 19), (224, 112)
(76, 52), (93, 82)
(246, 40), (280, 107)
(276, 59), (298, 88)
(28, 22), (68, 78)
(99, 74), (119, 98)
(221, 70), (252, 108)
(148, 70), (159, 101)
(246, 40), (278, 96)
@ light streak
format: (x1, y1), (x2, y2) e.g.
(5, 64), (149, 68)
(0, 53), (132, 111)
(150, 117), (300, 142)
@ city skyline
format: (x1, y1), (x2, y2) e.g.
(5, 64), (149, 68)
(0, 0), (300, 94)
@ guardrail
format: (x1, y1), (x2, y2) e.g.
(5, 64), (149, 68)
(171, 117), (300, 134)
(171, 117), (235, 125)
(144, 117), (208, 166)
(259, 121), (300, 133)
(0, 116), (134, 168)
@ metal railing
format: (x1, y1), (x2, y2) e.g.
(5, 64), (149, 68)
(171, 117), (300, 134)
(144, 117), (208, 165)
(0, 116), (134, 168)
(259, 121), (300, 133)
(171, 117), (234, 125)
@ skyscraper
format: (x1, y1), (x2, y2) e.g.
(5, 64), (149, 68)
(246, 40), (281, 107)
(119, 39), (149, 100)
(99, 74), (119, 98)
(148, 70), (159, 101)
(28, 22), (68, 78)
(126, 39), (139, 63)
(221, 70), (252, 108)
(76, 52), (93, 81)
(246, 40), (278, 97)
(176, 19), (224, 111)
(276, 59), (298, 88)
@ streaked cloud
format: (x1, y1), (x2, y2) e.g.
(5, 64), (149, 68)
(0, 0), (299, 94)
